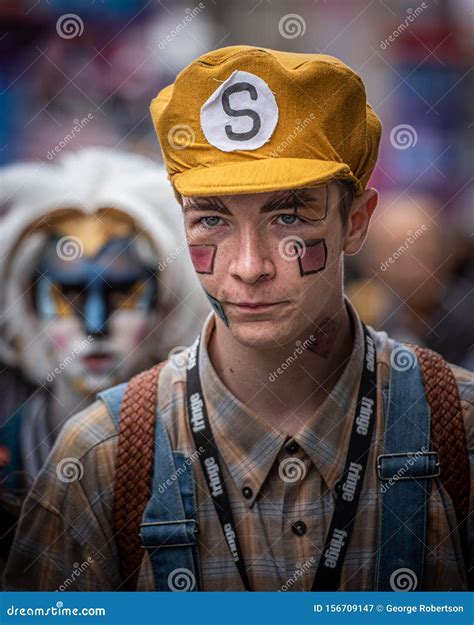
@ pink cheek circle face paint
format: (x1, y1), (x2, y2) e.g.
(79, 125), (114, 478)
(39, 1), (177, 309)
(189, 244), (217, 274)
(298, 239), (327, 276)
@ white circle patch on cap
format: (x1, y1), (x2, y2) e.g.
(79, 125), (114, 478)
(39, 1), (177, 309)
(200, 70), (278, 152)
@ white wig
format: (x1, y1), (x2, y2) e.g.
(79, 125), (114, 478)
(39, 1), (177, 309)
(0, 148), (210, 379)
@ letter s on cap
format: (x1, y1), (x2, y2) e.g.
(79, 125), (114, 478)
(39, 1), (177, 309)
(200, 70), (279, 152)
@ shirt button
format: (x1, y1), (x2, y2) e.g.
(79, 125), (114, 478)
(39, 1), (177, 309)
(284, 440), (299, 454)
(291, 520), (307, 536)
(242, 486), (253, 499)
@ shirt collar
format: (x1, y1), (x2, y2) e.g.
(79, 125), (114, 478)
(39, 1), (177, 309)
(198, 298), (366, 507)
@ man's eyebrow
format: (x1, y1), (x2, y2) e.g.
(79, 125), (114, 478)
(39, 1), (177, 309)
(259, 188), (327, 213)
(183, 197), (232, 215)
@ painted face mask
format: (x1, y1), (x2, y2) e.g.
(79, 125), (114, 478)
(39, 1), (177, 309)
(34, 233), (157, 394)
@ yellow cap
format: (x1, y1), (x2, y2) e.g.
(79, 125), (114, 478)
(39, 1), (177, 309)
(150, 45), (382, 197)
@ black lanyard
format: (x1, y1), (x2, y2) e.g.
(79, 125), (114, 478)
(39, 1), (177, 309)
(186, 324), (377, 591)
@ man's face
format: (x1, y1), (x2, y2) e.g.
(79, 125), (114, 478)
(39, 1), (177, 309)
(182, 182), (347, 349)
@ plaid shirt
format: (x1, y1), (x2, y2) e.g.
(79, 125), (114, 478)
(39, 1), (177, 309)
(4, 300), (473, 591)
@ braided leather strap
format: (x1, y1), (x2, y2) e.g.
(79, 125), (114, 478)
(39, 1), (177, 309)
(113, 361), (166, 590)
(409, 345), (470, 532)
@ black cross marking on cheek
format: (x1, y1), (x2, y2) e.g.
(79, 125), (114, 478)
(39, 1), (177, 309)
(204, 289), (229, 326)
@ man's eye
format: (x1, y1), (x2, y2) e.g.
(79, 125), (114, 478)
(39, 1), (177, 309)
(200, 216), (222, 228)
(275, 214), (302, 226)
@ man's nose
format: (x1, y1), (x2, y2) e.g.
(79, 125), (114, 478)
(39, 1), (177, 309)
(228, 230), (275, 284)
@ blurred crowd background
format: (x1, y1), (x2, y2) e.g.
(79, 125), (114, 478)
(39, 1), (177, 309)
(1, 0), (472, 366)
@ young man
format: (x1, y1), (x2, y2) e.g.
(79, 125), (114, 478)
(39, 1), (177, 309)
(4, 46), (473, 592)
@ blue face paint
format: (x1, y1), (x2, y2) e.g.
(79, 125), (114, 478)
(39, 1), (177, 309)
(204, 289), (228, 326)
(35, 236), (157, 335)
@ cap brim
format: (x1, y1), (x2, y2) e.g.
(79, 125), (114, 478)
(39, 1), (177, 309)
(173, 158), (356, 197)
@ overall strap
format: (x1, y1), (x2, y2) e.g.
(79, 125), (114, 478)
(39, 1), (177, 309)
(410, 344), (470, 560)
(98, 361), (200, 591)
(374, 344), (439, 592)
(96, 382), (127, 428)
(140, 417), (201, 591)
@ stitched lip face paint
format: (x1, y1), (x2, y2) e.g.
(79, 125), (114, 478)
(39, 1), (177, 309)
(204, 289), (229, 326)
(189, 244), (217, 274)
(298, 239), (327, 276)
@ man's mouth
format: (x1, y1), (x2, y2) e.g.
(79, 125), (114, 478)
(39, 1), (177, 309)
(228, 301), (287, 313)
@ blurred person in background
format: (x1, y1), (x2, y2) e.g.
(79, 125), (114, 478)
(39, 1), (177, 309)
(0, 148), (209, 566)
(347, 192), (474, 369)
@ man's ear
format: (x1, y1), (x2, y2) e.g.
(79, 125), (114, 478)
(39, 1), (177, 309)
(343, 188), (378, 255)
